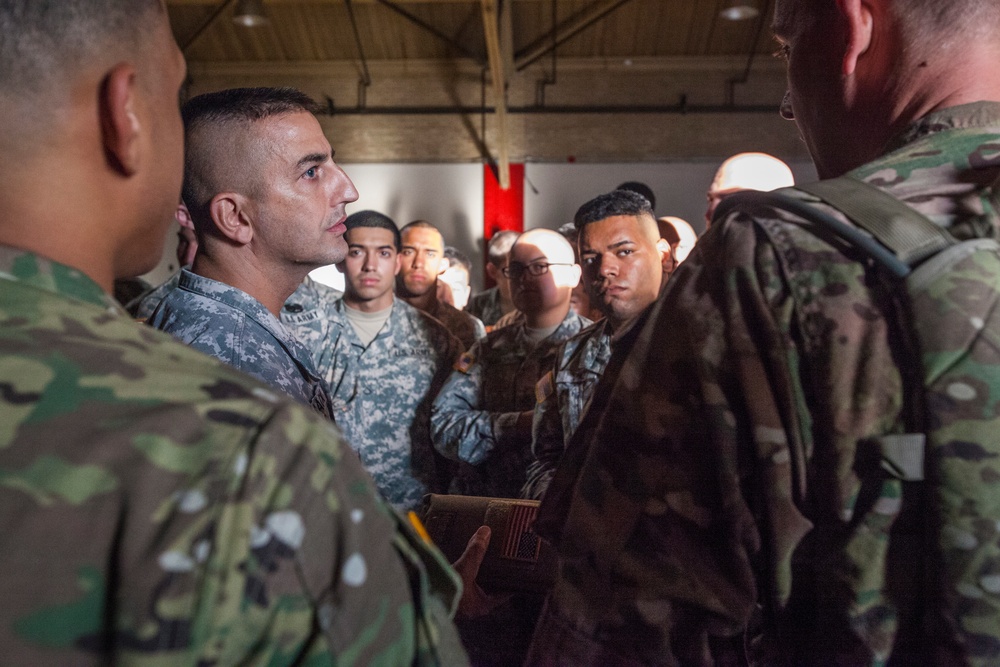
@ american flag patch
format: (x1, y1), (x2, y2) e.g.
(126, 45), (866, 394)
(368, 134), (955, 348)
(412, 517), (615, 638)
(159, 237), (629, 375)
(454, 351), (475, 373)
(535, 371), (554, 404)
(501, 503), (541, 562)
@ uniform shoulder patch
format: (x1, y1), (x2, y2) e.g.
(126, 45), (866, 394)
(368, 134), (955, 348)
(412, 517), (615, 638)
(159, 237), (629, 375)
(535, 370), (555, 404)
(454, 351), (476, 373)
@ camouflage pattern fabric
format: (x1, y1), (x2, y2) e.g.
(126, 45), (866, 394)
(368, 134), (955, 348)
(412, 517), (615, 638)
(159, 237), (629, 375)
(431, 311), (591, 499)
(319, 297), (462, 512)
(466, 286), (504, 327)
(148, 269), (334, 419)
(126, 267), (183, 320)
(281, 274), (343, 355)
(0, 246), (468, 665)
(527, 102), (1000, 666)
(521, 319), (612, 501)
(424, 298), (487, 351)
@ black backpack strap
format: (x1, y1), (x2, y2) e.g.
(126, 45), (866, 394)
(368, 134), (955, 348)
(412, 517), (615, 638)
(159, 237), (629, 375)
(795, 177), (956, 266)
(712, 186), (912, 278)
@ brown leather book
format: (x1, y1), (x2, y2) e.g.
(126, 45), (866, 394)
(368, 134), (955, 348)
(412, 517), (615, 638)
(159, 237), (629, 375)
(420, 494), (557, 594)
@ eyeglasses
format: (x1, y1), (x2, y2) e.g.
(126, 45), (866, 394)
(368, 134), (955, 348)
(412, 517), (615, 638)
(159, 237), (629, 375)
(501, 261), (574, 279)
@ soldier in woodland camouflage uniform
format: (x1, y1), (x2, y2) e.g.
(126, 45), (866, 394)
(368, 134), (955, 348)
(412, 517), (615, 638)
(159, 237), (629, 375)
(521, 191), (671, 500)
(397, 220), (487, 349)
(432, 229), (590, 499)
(527, 1), (1000, 665)
(323, 211), (462, 511)
(0, 3), (468, 664)
(148, 87), (356, 418)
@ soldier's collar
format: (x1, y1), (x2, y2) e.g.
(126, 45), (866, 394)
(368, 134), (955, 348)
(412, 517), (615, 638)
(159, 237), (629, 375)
(0, 246), (121, 313)
(886, 101), (1000, 152)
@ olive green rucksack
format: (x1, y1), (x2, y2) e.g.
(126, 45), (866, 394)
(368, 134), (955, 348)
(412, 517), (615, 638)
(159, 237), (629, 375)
(717, 176), (1000, 664)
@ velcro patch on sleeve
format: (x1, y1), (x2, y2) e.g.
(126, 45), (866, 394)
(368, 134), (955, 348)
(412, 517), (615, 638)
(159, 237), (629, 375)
(535, 371), (554, 404)
(454, 351), (475, 373)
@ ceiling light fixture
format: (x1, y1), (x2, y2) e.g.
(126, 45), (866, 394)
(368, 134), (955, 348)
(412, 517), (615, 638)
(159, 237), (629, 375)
(233, 0), (269, 27)
(719, 2), (759, 21)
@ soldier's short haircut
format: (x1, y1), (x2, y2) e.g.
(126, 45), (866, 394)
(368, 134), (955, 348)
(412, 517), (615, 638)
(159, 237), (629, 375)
(0, 1), (163, 104)
(182, 87), (318, 130)
(181, 87), (318, 233)
(400, 220), (444, 245)
(573, 190), (655, 230)
(615, 181), (657, 210)
(345, 210), (402, 251)
(486, 230), (519, 267)
(902, 0), (1000, 37)
(444, 246), (473, 274)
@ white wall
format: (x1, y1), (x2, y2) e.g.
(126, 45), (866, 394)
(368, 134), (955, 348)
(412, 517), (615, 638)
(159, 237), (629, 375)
(141, 160), (818, 293)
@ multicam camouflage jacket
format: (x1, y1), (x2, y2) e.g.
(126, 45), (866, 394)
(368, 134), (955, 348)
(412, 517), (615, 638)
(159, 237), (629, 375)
(431, 310), (591, 499)
(528, 102), (1000, 666)
(320, 297), (463, 512)
(423, 297), (487, 351)
(0, 247), (467, 665)
(521, 319), (612, 501)
(466, 286), (504, 327)
(148, 269), (334, 419)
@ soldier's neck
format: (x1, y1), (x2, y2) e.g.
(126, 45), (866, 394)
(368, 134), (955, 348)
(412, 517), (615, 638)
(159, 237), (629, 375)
(192, 251), (305, 317)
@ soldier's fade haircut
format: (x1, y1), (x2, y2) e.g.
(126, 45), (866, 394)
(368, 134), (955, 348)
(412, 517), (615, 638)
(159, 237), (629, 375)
(0, 0), (162, 96)
(181, 87), (318, 130)
(574, 190), (655, 230)
(181, 87), (318, 230)
(345, 210), (401, 250)
(615, 181), (657, 210)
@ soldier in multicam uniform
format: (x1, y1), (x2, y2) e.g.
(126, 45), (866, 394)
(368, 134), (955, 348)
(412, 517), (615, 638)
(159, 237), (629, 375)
(148, 88), (354, 418)
(321, 211), (462, 512)
(397, 220), (487, 349)
(527, 0), (1000, 665)
(466, 229), (519, 327)
(432, 228), (591, 499)
(0, 2), (469, 665)
(521, 190), (671, 500)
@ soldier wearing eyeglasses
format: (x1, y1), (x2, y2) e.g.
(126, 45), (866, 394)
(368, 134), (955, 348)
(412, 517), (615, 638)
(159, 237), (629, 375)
(431, 228), (591, 500)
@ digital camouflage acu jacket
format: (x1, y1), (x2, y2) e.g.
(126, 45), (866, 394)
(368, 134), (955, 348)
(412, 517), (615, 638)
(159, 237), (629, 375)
(319, 297), (462, 512)
(528, 102), (1000, 666)
(431, 310), (591, 499)
(281, 274), (344, 357)
(0, 247), (467, 665)
(521, 318), (612, 501)
(148, 269), (334, 419)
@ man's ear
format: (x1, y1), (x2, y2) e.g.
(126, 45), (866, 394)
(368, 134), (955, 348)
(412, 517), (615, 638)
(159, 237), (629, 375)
(393, 252), (403, 276)
(209, 193), (254, 245)
(100, 63), (141, 176)
(485, 262), (499, 282)
(656, 238), (673, 271)
(836, 0), (875, 76)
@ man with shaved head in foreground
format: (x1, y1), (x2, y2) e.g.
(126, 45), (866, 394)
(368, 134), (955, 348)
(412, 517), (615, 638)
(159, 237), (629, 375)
(0, 4), (467, 664)
(527, 0), (1000, 664)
